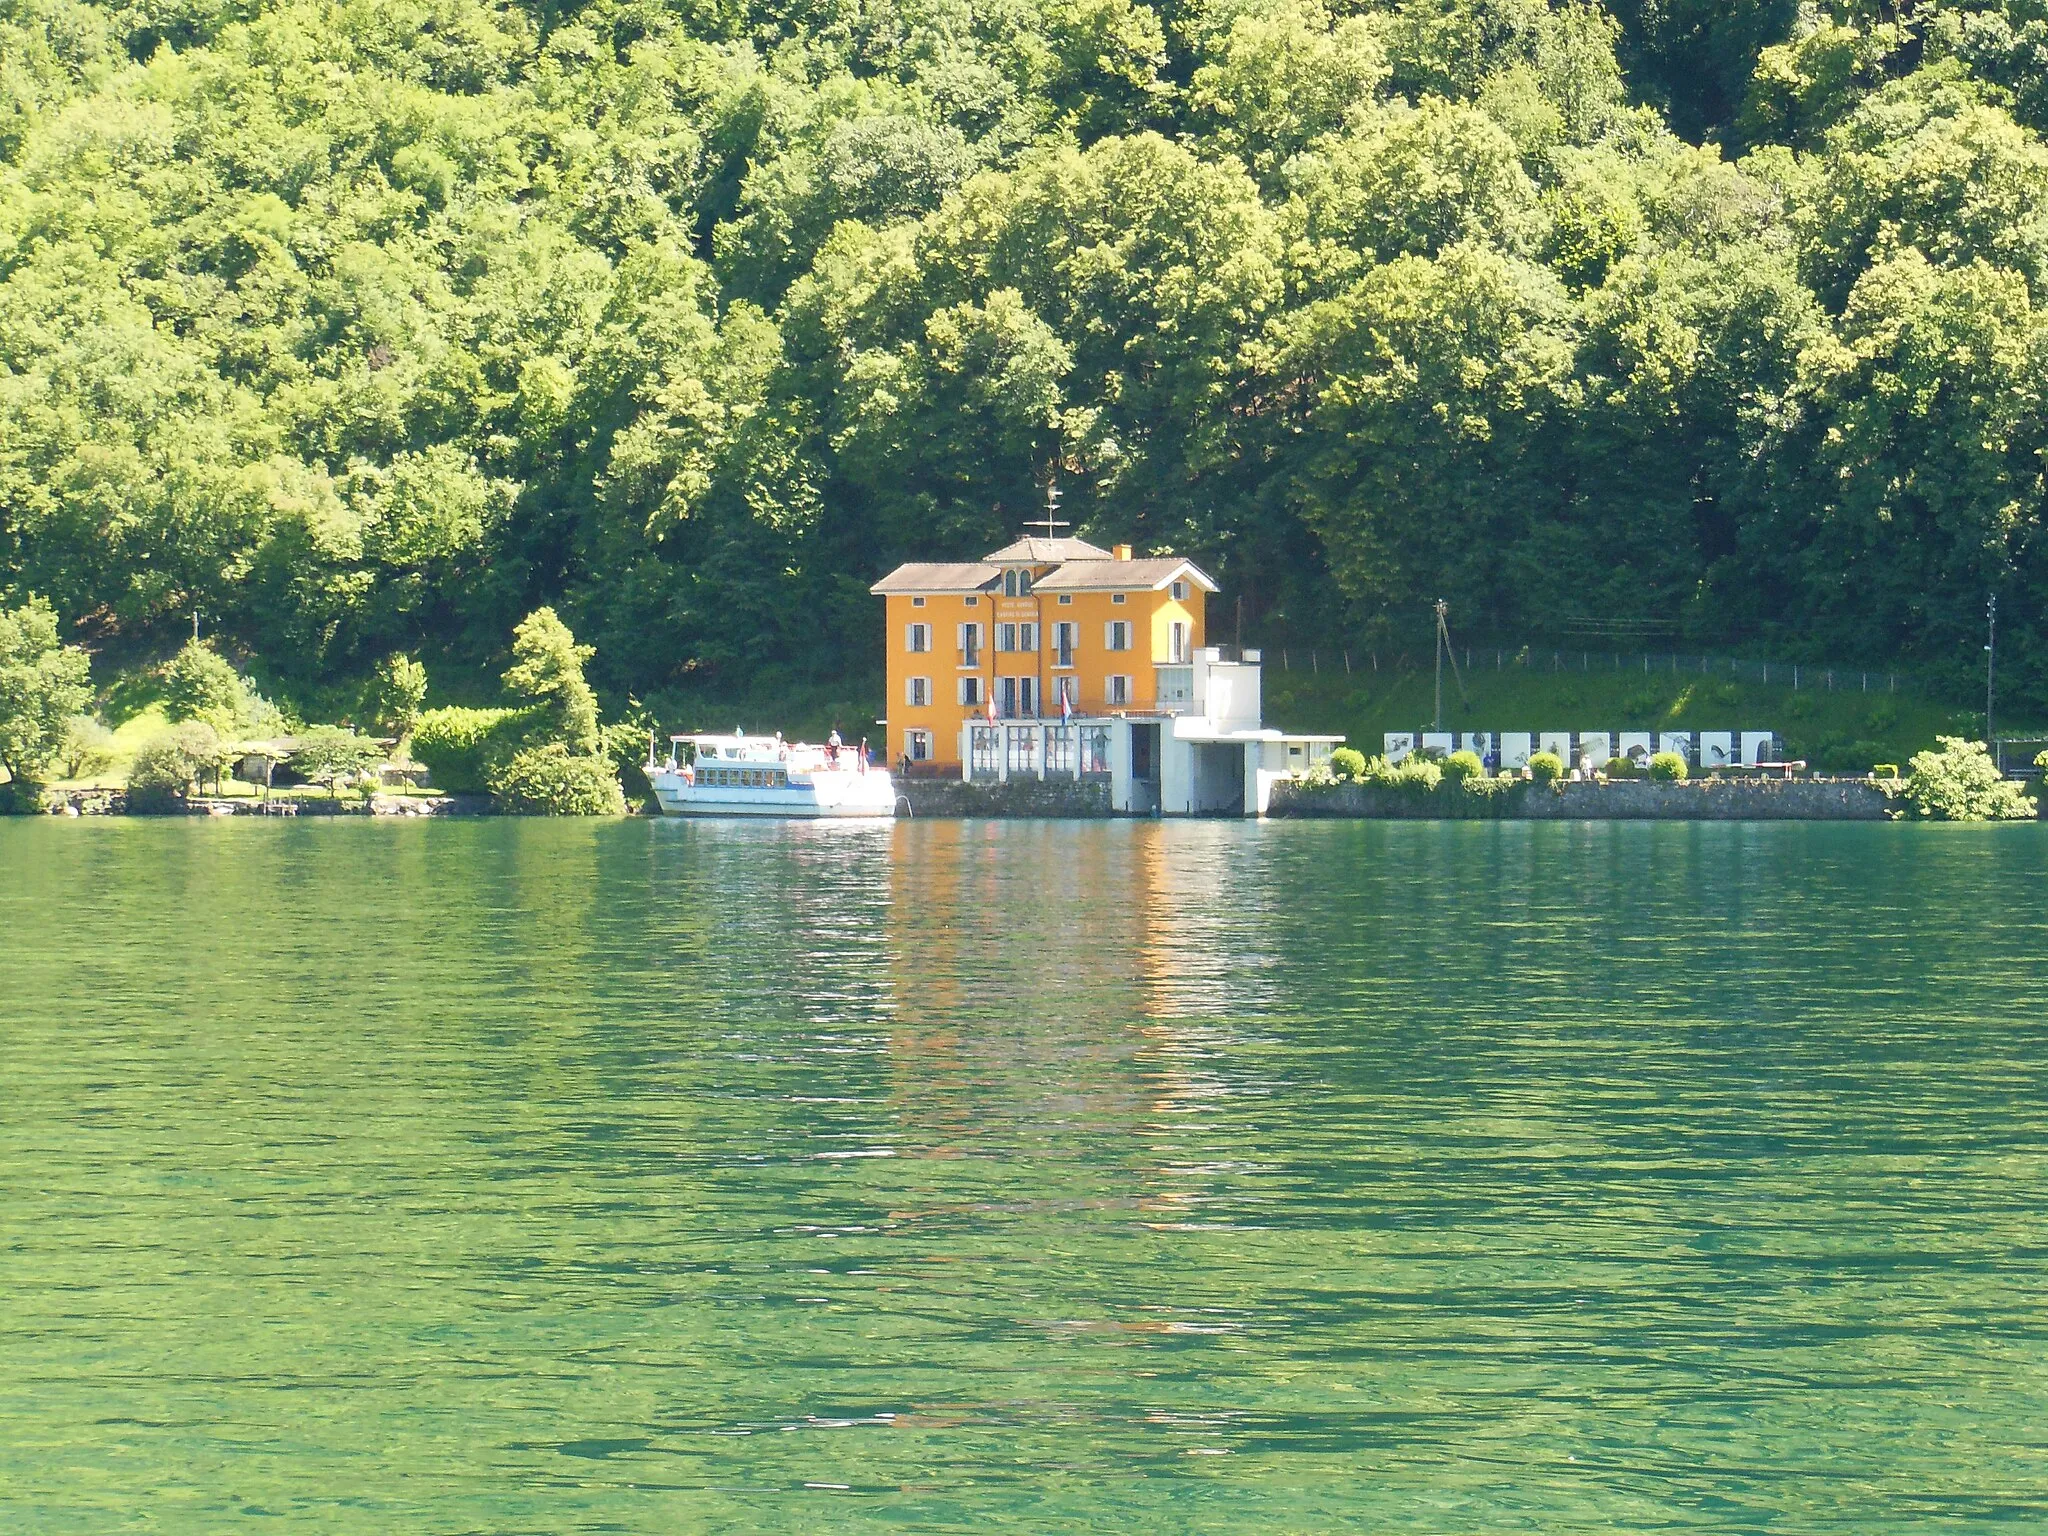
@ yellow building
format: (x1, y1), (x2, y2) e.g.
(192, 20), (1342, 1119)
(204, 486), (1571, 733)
(871, 536), (1218, 771)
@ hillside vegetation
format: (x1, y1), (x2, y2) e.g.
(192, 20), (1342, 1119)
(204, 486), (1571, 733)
(6, 0), (2048, 720)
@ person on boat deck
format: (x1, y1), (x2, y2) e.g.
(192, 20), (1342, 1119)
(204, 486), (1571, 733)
(827, 726), (842, 765)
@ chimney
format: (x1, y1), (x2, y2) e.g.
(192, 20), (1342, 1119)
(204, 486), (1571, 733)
(1112, 543), (1132, 561)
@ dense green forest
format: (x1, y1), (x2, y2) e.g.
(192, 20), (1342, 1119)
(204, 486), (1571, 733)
(5, 0), (2048, 719)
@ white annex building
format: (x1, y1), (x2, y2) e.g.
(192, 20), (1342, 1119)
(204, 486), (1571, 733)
(963, 647), (1342, 815)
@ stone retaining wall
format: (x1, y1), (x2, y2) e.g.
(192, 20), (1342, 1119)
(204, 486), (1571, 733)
(899, 778), (1112, 818)
(1269, 777), (1895, 821)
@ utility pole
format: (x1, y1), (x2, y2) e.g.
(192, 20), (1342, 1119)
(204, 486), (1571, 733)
(1434, 599), (1446, 730)
(1987, 591), (1998, 759)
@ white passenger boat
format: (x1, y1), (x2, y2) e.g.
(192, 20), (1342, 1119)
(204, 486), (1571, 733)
(648, 733), (897, 818)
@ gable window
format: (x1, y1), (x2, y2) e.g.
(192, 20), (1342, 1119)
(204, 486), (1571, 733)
(907, 676), (931, 708)
(1105, 620), (1131, 651)
(906, 622), (931, 653)
(1169, 579), (1187, 601)
(1001, 569), (1034, 597)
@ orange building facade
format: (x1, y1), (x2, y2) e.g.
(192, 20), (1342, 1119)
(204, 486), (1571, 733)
(872, 536), (1218, 771)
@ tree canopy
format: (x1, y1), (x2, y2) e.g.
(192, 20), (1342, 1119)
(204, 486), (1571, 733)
(6, 0), (2048, 714)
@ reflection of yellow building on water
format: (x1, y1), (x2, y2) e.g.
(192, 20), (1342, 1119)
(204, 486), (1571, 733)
(873, 534), (1341, 815)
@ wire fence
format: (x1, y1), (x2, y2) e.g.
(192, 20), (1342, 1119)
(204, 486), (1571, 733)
(1265, 645), (1905, 695)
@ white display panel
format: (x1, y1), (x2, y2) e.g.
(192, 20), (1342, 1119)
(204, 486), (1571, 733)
(1499, 733), (1533, 769)
(1699, 732), (1733, 768)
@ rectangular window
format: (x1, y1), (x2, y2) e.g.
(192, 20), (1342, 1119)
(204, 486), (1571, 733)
(1169, 579), (1187, 601)
(997, 623), (1017, 652)
(1055, 675), (1079, 711)
(1018, 677), (1038, 716)
(912, 595), (927, 607)
(907, 730), (930, 762)
(1053, 623), (1077, 667)
(958, 676), (983, 707)
(970, 725), (1001, 777)
(1106, 620), (1131, 651)
(957, 622), (981, 665)
(1045, 725), (1074, 775)
(1058, 594), (1073, 606)
(1111, 593), (1126, 605)
(999, 676), (1017, 718)
(1018, 622), (1038, 653)
(1169, 621), (1188, 663)
(1007, 724), (1039, 775)
(1080, 725), (1112, 776)
(907, 676), (931, 708)
(964, 595), (978, 606)
(906, 622), (931, 653)
(1108, 674), (1131, 706)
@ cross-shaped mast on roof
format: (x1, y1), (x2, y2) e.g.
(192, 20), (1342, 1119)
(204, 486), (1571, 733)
(1037, 477), (1069, 542)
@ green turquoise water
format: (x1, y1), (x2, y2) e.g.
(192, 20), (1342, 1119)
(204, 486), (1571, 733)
(4, 818), (2048, 1532)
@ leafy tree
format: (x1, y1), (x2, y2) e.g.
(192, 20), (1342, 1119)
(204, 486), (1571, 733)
(504, 608), (602, 753)
(58, 716), (116, 781)
(291, 726), (386, 801)
(127, 722), (227, 807)
(162, 640), (247, 729)
(0, 597), (92, 806)
(371, 654), (429, 742)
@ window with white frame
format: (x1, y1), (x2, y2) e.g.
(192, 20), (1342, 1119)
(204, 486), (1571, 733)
(907, 730), (930, 761)
(912, 595), (927, 607)
(1055, 675), (1079, 711)
(906, 676), (931, 708)
(1108, 674), (1132, 706)
(997, 622), (1017, 652)
(957, 622), (982, 664)
(1106, 620), (1131, 651)
(1169, 620), (1188, 663)
(1111, 593), (1126, 605)
(906, 622), (931, 653)
(1169, 579), (1187, 601)
(1052, 621), (1077, 666)
(1057, 594), (1073, 605)
(1018, 622), (1038, 652)
(958, 676), (983, 707)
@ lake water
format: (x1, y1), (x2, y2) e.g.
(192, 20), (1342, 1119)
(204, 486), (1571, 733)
(4, 818), (2048, 1531)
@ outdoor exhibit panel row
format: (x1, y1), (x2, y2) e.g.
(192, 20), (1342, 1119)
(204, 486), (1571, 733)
(1385, 732), (1781, 769)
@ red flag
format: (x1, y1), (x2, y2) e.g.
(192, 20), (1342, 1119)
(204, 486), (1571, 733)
(985, 684), (997, 724)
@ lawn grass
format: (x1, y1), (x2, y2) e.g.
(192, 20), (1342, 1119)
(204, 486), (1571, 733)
(1261, 655), (2006, 773)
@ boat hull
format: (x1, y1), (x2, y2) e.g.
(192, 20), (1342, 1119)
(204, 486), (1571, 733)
(649, 770), (896, 819)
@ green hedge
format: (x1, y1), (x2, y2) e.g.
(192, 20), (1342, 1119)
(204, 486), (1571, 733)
(487, 744), (626, 815)
(411, 706), (544, 794)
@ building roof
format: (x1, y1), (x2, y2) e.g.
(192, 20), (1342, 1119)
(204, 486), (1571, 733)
(1032, 556), (1218, 594)
(982, 535), (1114, 564)
(869, 562), (1001, 595)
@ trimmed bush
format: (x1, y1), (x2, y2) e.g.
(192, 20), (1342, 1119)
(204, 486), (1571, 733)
(1649, 751), (1688, 783)
(1442, 749), (1483, 784)
(1604, 756), (1637, 779)
(1528, 751), (1564, 784)
(411, 705), (542, 794)
(487, 743), (627, 815)
(1329, 746), (1367, 781)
